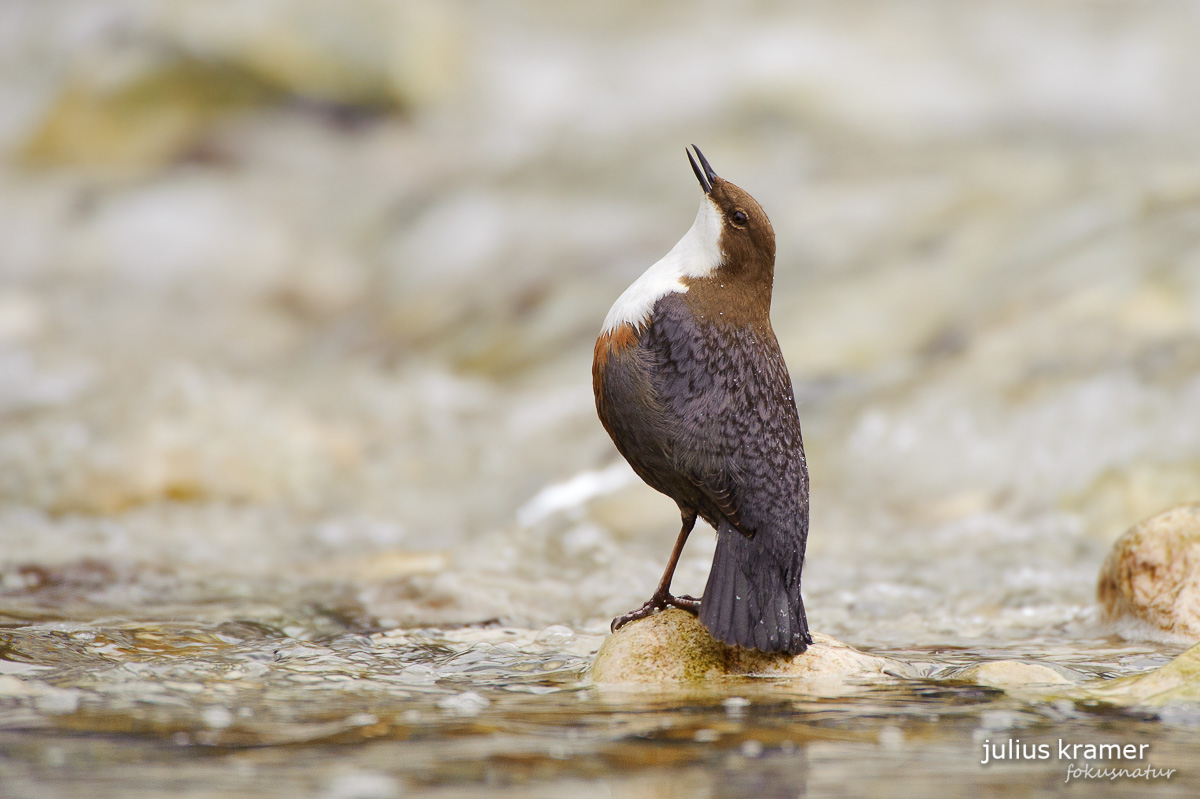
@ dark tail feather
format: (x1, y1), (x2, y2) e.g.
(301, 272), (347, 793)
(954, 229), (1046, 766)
(698, 521), (810, 655)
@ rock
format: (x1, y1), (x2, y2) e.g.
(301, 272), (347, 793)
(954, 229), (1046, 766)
(949, 646), (1200, 708)
(954, 661), (1072, 689)
(21, 3), (466, 170)
(157, 0), (464, 110)
(1098, 504), (1200, 640)
(588, 608), (909, 694)
(1083, 642), (1200, 707)
(22, 57), (279, 170)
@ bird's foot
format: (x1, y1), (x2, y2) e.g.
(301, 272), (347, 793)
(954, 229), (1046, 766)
(610, 592), (701, 632)
(671, 594), (701, 613)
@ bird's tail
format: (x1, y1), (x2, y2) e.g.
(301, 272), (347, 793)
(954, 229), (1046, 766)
(698, 521), (810, 655)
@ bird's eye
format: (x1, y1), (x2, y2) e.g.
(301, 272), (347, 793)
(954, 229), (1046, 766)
(732, 209), (748, 226)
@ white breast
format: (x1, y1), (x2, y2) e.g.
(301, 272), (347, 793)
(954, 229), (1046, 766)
(601, 197), (724, 334)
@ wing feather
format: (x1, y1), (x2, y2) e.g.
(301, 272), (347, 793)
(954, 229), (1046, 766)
(642, 295), (808, 539)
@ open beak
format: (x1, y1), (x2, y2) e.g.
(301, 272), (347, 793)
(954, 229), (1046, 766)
(687, 145), (718, 195)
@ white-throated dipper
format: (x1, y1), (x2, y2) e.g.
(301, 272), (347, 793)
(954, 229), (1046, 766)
(593, 146), (811, 654)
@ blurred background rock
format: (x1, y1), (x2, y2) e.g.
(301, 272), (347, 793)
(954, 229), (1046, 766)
(2, 0), (1199, 640)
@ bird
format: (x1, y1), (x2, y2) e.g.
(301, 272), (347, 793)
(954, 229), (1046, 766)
(592, 145), (811, 655)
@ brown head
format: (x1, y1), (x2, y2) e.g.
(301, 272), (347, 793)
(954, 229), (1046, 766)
(599, 146), (779, 337)
(684, 145), (776, 326)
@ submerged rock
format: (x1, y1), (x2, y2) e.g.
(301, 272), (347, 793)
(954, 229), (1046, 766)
(953, 661), (1072, 689)
(1084, 642), (1200, 707)
(1098, 504), (1200, 640)
(942, 646), (1200, 709)
(588, 608), (909, 693)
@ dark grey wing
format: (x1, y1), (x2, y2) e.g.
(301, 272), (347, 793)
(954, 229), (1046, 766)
(642, 295), (809, 539)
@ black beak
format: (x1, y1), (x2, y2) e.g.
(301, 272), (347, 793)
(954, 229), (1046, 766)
(687, 145), (718, 195)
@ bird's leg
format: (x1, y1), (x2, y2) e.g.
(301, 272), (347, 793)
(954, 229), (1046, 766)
(611, 510), (700, 632)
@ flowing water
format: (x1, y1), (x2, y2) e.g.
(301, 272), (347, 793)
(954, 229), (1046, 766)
(3, 1), (1200, 796)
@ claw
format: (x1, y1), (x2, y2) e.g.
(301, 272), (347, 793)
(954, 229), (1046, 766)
(671, 594), (701, 613)
(610, 591), (701, 632)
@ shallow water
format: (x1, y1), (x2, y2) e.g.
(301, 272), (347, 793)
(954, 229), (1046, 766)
(2, 614), (1198, 798)
(4, 0), (1200, 795)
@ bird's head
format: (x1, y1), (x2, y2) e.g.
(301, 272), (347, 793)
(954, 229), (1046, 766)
(687, 145), (776, 274)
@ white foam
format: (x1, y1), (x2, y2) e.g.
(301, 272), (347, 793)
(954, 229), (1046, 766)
(516, 462), (637, 527)
(1109, 614), (1197, 645)
(600, 197), (724, 334)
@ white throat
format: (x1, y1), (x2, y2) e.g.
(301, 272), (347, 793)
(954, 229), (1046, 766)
(601, 197), (724, 334)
